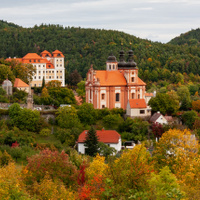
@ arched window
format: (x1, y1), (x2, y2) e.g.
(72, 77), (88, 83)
(116, 93), (120, 102)
(131, 77), (134, 82)
(101, 93), (105, 100)
(131, 93), (135, 99)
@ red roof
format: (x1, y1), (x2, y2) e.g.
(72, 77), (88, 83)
(129, 99), (147, 109)
(14, 78), (29, 87)
(78, 129), (121, 143)
(145, 93), (154, 97)
(23, 53), (42, 59)
(52, 50), (64, 57)
(95, 71), (127, 86)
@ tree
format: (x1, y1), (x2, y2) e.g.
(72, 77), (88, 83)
(0, 64), (15, 84)
(192, 100), (200, 112)
(182, 110), (198, 129)
(45, 80), (62, 88)
(8, 103), (40, 132)
(77, 103), (97, 126)
(56, 106), (82, 129)
(76, 80), (85, 102)
(148, 166), (184, 200)
(22, 149), (78, 188)
(84, 126), (99, 156)
(67, 69), (82, 86)
(148, 93), (179, 115)
(102, 114), (123, 130)
(153, 129), (198, 172)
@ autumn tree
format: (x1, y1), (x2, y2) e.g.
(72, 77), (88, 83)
(0, 64), (15, 84)
(84, 126), (99, 157)
(22, 149), (78, 188)
(45, 80), (62, 88)
(192, 100), (200, 112)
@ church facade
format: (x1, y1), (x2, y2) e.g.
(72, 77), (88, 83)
(85, 50), (152, 117)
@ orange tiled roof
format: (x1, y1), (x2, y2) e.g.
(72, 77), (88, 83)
(14, 78), (29, 88)
(145, 93), (154, 97)
(95, 71), (127, 86)
(138, 78), (146, 86)
(41, 50), (52, 57)
(129, 99), (147, 109)
(78, 129), (121, 143)
(52, 50), (64, 57)
(23, 53), (42, 59)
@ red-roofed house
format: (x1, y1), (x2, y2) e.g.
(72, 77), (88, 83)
(77, 129), (122, 154)
(126, 99), (151, 118)
(85, 50), (153, 118)
(6, 50), (65, 87)
(14, 78), (29, 93)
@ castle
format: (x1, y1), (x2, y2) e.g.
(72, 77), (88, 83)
(85, 49), (152, 118)
(7, 50), (65, 87)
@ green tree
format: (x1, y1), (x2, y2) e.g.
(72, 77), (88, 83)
(182, 110), (198, 129)
(84, 126), (99, 156)
(77, 103), (97, 126)
(148, 166), (184, 200)
(56, 106), (82, 129)
(102, 114), (123, 130)
(76, 80), (85, 102)
(148, 93), (179, 115)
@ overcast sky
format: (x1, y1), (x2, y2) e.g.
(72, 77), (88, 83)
(0, 0), (200, 43)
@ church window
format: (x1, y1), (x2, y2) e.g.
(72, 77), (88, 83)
(131, 77), (134, 82)
(138, 94), (140, 99)
(131, 93), (135, 99)
(132, 71), (134, 75)
(102, 105), (105, 108)
(102, 93), (105, 100)
(116, 93), (120, 102)
(109, 65), (111, 70)
(113, 65), (115, 70)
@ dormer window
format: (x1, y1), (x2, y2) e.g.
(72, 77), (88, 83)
(57, 53), (61, 57)
(48, 65), (51, 68)
(34, 60), (36, 62)
(45, 54), (49, 57)
(29, 59), (31, 62)
(38, 59), (40, 62)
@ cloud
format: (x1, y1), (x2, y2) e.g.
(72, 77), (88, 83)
(0, 0), (200, 43)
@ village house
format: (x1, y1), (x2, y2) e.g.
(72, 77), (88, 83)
(77, 129), (121, 154)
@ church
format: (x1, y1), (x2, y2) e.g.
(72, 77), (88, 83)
(85, 49), (152, 118)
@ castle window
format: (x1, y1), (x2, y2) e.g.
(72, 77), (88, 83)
(49, 71), (51, 73)
(116, 93), (120, 102)
(57, 76), (58, 79)
(131, 77), (134, 82)
(39, 65), (41, 67)
(34, 76), (36, 79)
(52, 71), (54, 73)
(57, 65), (58, 67)
(57, 53), (61, 57)
(43, 65), (45, 67)
(49, 76), (51, 79)
(39, 76), (41, 79)
(101, 93), (105, 100)
(60, 59), (62, 62)
(60, 64), (62, 67)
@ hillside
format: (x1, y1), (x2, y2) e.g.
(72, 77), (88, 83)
(169, 28), (200, 46)
(1, 20), (200, 88)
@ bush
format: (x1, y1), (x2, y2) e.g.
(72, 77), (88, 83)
(39, 128), (51, 137)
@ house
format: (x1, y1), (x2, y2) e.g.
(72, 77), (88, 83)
(14, 78), (30, 93)
(149, 111), (168, 125)
(77, 129), (122, 154)
(126, 99), (151, 118)
(6, 50), (65, 87)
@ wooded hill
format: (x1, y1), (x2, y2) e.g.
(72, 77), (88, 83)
(1, 20), (200, 87)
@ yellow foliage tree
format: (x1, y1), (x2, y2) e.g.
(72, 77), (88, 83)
(153, 129), (198, 173)
(0, 162), (31, 199)
(85, 154), (108, 180)
(31, 173), (77, 200)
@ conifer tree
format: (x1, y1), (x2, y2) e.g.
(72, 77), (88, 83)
(84, 126), (99, 156)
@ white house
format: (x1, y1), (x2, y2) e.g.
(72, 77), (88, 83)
(149, 111), (168, 125)
(77, 129), (121, 154)
(126, 99), (151, 118)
